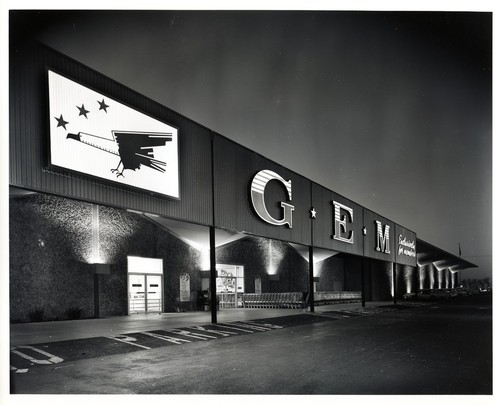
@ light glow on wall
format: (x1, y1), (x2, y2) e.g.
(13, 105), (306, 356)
(429, 266), (436, 289)
(90, 204), (103, 264)
(390, 267), (394, 297)
(313, 261), (321, 277)
(256, 238), (286, 276)
(268, 239), (276, 275)
(200, 248), (211, 270)
(433, 260), (451, 290)
(433, 260), (450, 271)
(403, 267), (414, 293)
(450, 271), (458, 288)
(418, 265), (426, 290)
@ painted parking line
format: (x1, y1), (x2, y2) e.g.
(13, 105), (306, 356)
(139, 331), (193, 345)
(186, 325), (239, 337)
(11, 346), (64, 365)
(10, 336), (144, 371)
(10, 366), (29, 374)
(9, 319), (292, 373)
(10, 307), (428, 374)
(11, 313), (390, 373)
(162, 328), (220, 341)
(105, 335), (152, 349)
(9, 314), (378, 373)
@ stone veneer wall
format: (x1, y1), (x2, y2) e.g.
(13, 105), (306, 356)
(343, 254), (363, 291)
(216, 236), (309, 293)
(315, 255), (345, 291)
(10, 194), (94, 322)
(362, 259), (393, 302)
(10, 193), (202, 322)
(395, 264), (419, 297)
(97, 206), (202, 315)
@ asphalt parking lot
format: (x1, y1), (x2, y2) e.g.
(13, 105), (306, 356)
(9, 294), (492, 395)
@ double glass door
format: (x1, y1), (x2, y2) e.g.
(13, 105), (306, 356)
(218, 275), (238, 308)
(128, 274), (163, 314)
(216, 265), (245, 309)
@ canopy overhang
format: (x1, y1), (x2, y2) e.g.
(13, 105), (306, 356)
(417, 238), (477, 271)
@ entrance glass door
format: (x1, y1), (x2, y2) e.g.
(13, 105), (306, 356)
(128, 274), (163, 314)
(146, 275), (162, 313)
(129, 274), (146, 314)
(218, 276), (237, 308)
(127, 256), (164, 314)
(216, 265), (244, 309)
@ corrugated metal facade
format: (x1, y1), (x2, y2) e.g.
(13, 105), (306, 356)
(362, 209), (396, 263)
(10, 39), (418, 265)
(312, 183), (364, 256)
(10, 40), (213, 226)
(213, 135), (312, 245)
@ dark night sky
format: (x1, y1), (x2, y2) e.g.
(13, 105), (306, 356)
(8, 8), (493, 280)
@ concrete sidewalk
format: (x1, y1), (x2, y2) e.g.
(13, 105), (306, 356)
(10, 301), (410, 346)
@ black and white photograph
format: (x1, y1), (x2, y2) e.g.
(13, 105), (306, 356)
(1, 1), (495, 402)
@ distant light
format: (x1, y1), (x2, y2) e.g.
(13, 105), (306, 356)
(268, 239), (276, 275)
(200, 248), (210, 270)
(403, 267), (413, 293)
(313, 260), (322, 277)
(127, 209), (143, 215)
(390, 268), (394, 297)
(418, 265), (426, 290)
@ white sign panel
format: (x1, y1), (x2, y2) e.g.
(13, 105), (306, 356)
(127, 256), (163, 274)
(48, 70), (179, 198)
(255, 277), (262, 294)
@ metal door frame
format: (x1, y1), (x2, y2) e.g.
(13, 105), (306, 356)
(145, 273), (164, 314)
(216, 265), (245, 309)
(127, 273), (164, 314)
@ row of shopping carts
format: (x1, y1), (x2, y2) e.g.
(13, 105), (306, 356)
(240, 292), (306, 309)
(313, 291), (362, 305)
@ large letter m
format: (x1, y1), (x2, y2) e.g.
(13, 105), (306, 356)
(375, 220), (391, 254)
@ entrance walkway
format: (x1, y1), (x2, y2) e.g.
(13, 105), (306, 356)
(10, 301), (411, 346)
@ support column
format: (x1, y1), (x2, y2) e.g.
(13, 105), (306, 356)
(361, 259), (366, 307)
(94, 273), (100, 318)
(209, 226), (217, 324)
(392, 263), (397, 305)
(309, 245), (315, 313)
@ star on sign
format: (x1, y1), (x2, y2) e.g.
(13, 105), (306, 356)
(77, 104), (90, 118)
(54, 114), (69, 130)
(310, 208), (317, 219)
(98, 98), (109, 113)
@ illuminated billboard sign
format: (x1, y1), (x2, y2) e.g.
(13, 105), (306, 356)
(48, 70), (179, 198)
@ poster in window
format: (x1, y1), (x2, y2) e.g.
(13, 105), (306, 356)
(255, 277), (262, 294)
(179, 273), (190, 302)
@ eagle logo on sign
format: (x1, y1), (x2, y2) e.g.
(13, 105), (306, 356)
(65, 130), (172, 178)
